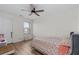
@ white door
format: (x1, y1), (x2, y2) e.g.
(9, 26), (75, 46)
(0, 18), (13, 44)
(24, 21), (33, 40)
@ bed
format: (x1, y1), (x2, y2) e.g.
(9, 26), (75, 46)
(31, 36), (72, 55)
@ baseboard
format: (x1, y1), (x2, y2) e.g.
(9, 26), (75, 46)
(12, 39), (24, 44)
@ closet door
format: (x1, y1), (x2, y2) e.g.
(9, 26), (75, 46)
(0, 18), (13, 44)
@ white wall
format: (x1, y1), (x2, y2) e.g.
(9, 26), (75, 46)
(0, 11), (33, 43)
(0, 4), (79, 43)
(76, 5), (79, 31)
(0, 17), (13, 43)
(33, 5), (79, 38)
(0, 12), (14, 43)
(12, 17), (33, 43)
(11, 17), (33, 43)
(12, 17), (24, 43)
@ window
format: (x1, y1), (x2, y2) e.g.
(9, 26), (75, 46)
(24, 22), (30, 34)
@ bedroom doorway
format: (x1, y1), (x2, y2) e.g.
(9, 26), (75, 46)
(24, 21), (33, 40)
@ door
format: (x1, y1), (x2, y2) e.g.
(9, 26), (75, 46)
(0, 18), (13, 44)
(24, 21), (33, 40)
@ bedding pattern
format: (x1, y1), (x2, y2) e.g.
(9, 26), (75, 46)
(31, 37), (72, 55)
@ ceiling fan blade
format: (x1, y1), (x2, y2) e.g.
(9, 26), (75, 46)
(21, 9), (31, 12)
(21, 9), (26, 11)
(34, 12), (40, 16)
(30, 4), (35, 10)
(29, 12), (32, 16)
(29, 4), (33, 11)
(35, 10), (44, 12)
(33, 8), (35, 11)
(30, 4), (34, 8)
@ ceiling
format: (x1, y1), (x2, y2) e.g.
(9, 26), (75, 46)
(0, 4), (78, 19)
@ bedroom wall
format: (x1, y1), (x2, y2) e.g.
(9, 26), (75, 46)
(33, 5), (79, 38)
(0, 12), (14, 43)
(76, 5), (79, 31)
(0, 16), (13, 43)
(12, 16), (24, 43)
(0, 11), (32, 43)
(13, 17), (33, 43)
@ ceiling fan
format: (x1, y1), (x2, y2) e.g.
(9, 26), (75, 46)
(21, 4), (44, 16)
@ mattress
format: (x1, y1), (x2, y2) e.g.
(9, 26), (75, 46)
(31, 37), (72, 55)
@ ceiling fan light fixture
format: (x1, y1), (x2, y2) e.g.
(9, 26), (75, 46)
(21, 4), (44, 16)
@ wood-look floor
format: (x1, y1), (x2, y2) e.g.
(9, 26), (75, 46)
(0, 44), (14, 55)
(13, 40), (41, 55)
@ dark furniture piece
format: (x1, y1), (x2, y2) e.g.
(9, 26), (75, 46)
(71, 33), (79, 55)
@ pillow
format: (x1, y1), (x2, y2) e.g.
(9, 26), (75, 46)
(58, 45), (70, 55)
(57, 38), (71, 55)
